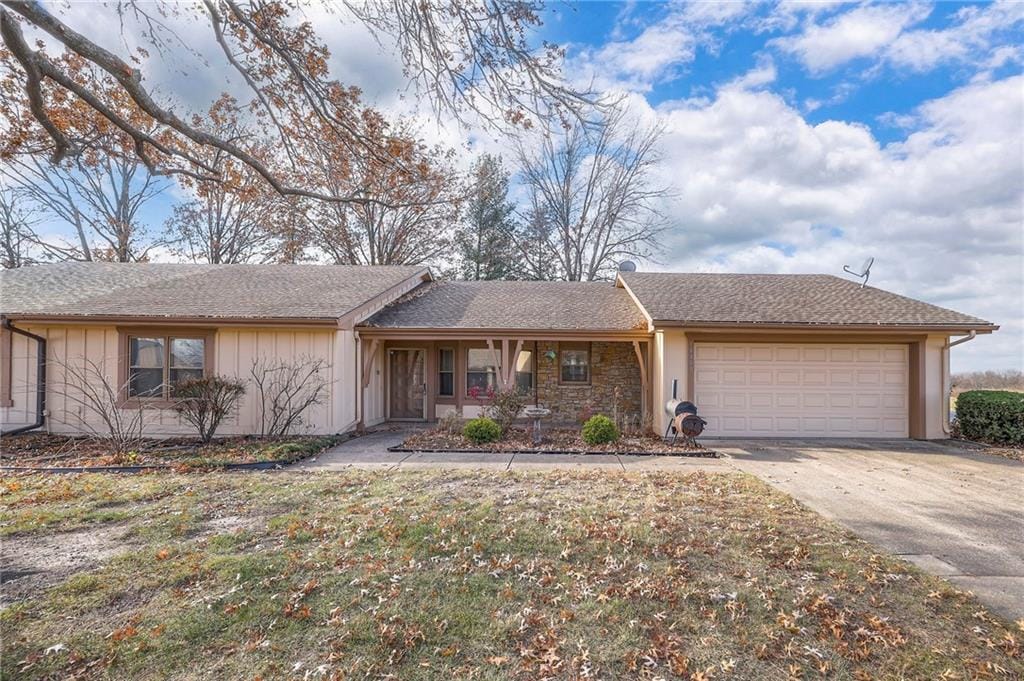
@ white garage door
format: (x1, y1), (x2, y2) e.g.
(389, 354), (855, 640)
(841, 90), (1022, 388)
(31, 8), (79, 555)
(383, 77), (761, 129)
(693, 343), (909, 438)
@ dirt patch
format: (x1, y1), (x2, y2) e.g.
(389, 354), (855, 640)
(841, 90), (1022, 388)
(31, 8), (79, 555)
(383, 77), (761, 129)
(0, 523), (134, 607)
(199, 514), (264, 536)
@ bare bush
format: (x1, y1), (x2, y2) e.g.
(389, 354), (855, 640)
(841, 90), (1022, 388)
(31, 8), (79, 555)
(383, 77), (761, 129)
(172, 376), (246, 443)
(53, 358), (145, 458)
(249, 356), (328, 437)
(483, 388), (527, 434)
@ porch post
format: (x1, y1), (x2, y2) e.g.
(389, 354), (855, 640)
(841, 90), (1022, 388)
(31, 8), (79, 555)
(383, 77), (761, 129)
(632, 340), (649, 423)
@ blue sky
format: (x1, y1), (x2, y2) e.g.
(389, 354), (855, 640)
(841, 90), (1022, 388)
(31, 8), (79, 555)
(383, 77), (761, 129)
(14, 1), (1024, 372)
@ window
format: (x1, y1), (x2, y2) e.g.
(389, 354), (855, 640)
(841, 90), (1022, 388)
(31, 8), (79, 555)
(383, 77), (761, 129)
(560, 343), (590, 384)
(438, 348), (454, 397)
(466, 348), (497, 393)
(514, 349), (533, 393)
(129, 337), (165, 397)
(127, 335), (206, 398)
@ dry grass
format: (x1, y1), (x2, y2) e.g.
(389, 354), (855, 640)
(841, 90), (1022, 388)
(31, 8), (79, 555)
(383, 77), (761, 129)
(1, 470), (1021, 680)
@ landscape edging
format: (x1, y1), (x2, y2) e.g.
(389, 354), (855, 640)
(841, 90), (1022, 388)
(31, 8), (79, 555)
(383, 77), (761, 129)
(387, 445), (718, 458)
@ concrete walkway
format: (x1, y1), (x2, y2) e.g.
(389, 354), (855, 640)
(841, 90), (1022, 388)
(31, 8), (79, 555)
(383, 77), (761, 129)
(290, 429), (728, 472)
(715, 438), (1024, 621)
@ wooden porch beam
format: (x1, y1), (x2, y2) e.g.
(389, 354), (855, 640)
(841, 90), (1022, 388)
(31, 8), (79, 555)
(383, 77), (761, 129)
(361, 338), (380, 388)
(507, 339), (523, 387)
(486, 338), (506, 390)
(633, 340), (649, 420)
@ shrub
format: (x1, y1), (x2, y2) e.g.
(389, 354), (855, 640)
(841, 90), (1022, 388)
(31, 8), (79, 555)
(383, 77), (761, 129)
(463, 417), (502, 444)
(172, 376), (246, 443)
(955, 390), (1024, 445)
(483, 388), (527, 433)
(581, 414), (619, 445)
(249, 356), (328, 436)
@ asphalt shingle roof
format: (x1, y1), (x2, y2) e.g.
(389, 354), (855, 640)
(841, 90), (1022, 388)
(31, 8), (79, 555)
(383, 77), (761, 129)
(364, 280), (648, 331)
(618, 272), (994, 327)
(0, 263), (427, 321)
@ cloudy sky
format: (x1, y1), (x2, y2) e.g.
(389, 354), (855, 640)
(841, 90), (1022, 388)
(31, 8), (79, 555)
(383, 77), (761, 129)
(22, 0), (1024, 373)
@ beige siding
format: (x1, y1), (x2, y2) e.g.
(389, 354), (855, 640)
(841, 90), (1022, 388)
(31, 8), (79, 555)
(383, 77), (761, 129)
(923, 334), (949, 440)
(652, 329), (689, 435)
(0, 324), (357, 437)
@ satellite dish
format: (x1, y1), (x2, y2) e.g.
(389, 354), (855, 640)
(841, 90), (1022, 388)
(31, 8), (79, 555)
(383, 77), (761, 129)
(618, 260), (637, 272)
(843, 256), (874, 288)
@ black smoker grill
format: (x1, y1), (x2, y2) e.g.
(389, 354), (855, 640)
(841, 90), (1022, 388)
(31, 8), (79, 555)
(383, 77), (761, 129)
(663, 379), (706, 446)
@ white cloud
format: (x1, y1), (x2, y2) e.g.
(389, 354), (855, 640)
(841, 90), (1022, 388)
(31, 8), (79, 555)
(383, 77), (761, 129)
(887, 0), (1024, 72)
(773, 2), (932, 74)
(774, 0), (1024, 77)
(569, 1), (760, 92)
(721, 55), (778, 91)
(644, 75), (1024, 371)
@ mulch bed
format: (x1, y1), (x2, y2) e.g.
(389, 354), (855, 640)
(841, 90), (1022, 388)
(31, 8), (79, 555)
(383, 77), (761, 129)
(947, 437), (1024, 462)
(394, 427), (716, 457)
(0, 432), (344, 471)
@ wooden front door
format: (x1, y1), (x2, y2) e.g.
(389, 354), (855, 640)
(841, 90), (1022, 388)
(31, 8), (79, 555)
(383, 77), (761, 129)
(388, 348), (426, 420)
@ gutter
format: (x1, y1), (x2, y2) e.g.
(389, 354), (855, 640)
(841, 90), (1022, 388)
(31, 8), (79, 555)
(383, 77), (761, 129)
(941, 330), (977, 436)
(0, 319), (47, 437)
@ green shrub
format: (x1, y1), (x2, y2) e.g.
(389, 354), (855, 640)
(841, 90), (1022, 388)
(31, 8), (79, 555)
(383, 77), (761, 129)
(581, 414), (619, 445)
(462, 417), (502, 444)
(955, 390), (1024, 445)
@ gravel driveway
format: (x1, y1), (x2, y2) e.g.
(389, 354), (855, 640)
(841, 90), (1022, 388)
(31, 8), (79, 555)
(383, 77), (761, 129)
(714, 438), (1024, 620)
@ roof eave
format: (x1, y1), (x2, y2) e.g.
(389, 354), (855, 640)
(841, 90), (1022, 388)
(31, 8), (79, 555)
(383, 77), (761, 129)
(0, 313), (342, 328)
(650, 320), (999, 333)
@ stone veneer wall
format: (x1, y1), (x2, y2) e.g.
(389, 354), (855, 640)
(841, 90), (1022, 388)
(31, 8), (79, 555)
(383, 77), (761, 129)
(534, 341), (642, 425)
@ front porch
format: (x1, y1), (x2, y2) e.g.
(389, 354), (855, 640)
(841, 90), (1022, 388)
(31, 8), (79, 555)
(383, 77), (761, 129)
(356, 331), (654, 430)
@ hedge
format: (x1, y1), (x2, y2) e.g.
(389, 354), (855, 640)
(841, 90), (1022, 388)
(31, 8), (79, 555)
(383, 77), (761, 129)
(955, 390), (1024, 445)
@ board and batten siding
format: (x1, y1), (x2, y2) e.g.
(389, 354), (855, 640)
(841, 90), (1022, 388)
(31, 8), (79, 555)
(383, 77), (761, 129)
(0, 324), (358, 437)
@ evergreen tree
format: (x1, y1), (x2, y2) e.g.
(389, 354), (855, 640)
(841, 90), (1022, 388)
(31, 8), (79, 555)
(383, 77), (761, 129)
(456, 155), (518, 280)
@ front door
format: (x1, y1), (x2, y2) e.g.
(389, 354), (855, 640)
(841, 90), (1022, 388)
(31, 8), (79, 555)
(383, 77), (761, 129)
(388, 348), (426, 420)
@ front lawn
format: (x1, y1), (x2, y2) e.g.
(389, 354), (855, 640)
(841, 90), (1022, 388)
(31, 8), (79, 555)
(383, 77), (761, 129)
(1, 470), (1021, 680)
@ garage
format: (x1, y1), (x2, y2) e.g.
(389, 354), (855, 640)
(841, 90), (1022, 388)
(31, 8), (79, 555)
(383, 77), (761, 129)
(693, 342), (909, 438)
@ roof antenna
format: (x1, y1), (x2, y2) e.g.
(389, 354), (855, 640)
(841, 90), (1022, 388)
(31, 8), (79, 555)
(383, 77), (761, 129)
(618, 260), (637, 272)
(843, 256), (874, 288)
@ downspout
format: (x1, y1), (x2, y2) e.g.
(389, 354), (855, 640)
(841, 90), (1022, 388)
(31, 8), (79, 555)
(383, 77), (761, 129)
(941, 330), (977, 435)
(1, 319), (47, 436)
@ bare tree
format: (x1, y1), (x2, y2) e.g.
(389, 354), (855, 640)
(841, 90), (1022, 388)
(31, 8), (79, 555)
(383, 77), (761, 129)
(0, 186), (35, 268)
(516, 106), (668, 281)
(2, 152), (165, 262)
(249, 356), (328, 437)
(53, 357), (147, 458)
(0, 0), (594, 202)
(304, 116), (462, 266)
